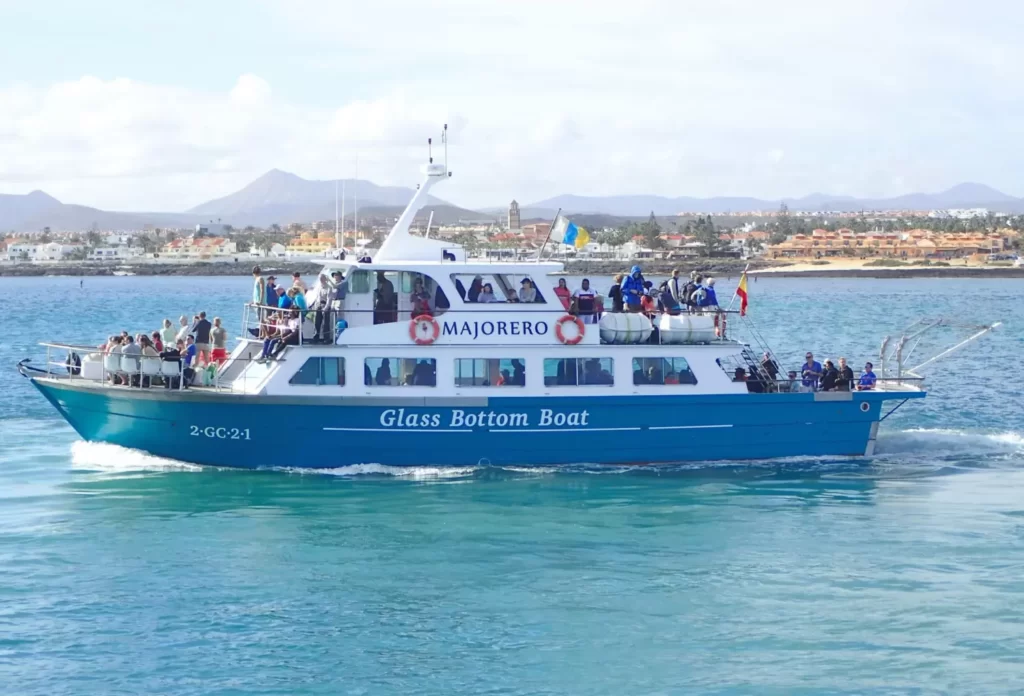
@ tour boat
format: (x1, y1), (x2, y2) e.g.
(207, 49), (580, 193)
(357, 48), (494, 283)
(19, 144), (1000, 470)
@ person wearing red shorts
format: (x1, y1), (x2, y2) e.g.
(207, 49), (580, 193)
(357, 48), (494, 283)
(210, 316), (228, 364)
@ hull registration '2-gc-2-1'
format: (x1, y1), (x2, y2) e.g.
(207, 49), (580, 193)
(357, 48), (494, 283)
(19, 129), (1001, 470)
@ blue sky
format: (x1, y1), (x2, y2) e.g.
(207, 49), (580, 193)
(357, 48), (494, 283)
(1, 0), (1022, 211)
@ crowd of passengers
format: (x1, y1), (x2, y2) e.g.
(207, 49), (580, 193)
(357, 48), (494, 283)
(97, 312), (228, 388)
(731, 351), (878, 393)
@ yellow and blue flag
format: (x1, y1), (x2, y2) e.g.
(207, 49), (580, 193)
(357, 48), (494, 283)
(551, 214), (590, 249)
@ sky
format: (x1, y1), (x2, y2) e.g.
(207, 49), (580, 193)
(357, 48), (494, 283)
(1, 0), (1023, 212)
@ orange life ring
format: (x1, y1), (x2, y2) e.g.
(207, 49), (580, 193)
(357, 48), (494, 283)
(409, 314), (440, 345)
(555, 314), (585, 345)
(714, 312), (727, 338)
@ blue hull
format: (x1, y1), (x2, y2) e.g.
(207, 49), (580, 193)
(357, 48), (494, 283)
(31, 379), (923, 469)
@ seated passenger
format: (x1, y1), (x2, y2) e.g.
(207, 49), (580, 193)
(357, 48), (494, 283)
(511, 359), (525, 386)
(633, 368), (648, 385)
(645, 365), (663, 385)
(664, 371), (680, 385)
(411, 279), (432, 318)
(276, 286), (293, 309)
(467, 276), (483, 303)
(857, 362), (877, 390)
(777, 370), (797, 393)
(554, 278), (571, 310)
(478, 283), (497, 303)
(518, 278), (537, 303)
(505, 289), (519, 303)
(497, 369), (510, 386)
(412, 359), (435, 386)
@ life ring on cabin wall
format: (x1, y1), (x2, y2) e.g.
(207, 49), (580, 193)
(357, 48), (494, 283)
(555, 314), (585, 345)
(714, 312), (726, 338)
(409, 314), (440, 345)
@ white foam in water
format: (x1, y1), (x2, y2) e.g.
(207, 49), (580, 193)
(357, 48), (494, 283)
(70, 441), (204, 473)
(874, 428), (1024, 457)
(275, 463), (482, 479)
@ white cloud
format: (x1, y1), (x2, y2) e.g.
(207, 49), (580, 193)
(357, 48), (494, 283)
(1, 0), (1023, 211)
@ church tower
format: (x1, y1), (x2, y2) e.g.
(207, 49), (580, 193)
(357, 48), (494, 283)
(508, 200), (521, 231)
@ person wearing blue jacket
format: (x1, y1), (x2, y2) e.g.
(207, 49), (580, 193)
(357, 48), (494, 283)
(621, 265), (645, 312)
(704, 278), (719, 308)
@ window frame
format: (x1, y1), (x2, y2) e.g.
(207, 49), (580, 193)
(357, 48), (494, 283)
(543, 357), (615, 387)
(632, 357), (698, 386)
(364, 357), (437, 387)
(289, 357), (346, 386)
(454, 357), (526, 388)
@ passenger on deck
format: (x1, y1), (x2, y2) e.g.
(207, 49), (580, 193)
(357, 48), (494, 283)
(252, 266), (266, 313)
(211, 317), (228, 364)
(801, 352), (822, 391)
(276, 286), (292, 309)
(664, 372), (680, 385)
(572, 279), (597, 323)
(704, 278), (719, 310)
(640, 283), (655, 315)
(658, 280), (679, 314)
(554, 278), (571, 310)
(478, 283), (497, 303)
(183, 335), (197, 369)
(608, 274), (624, 313)
(761, 352), (780, 385)
(192, 311), (212, 363)
(836, 357), (854, 391)
(669, 269), (685, 310)
(269, 312), (300, 359)
(734, 366), (764, 393)
(151, 331), (163, 353)
(820, 360), (839, 391)
(312, 274), (336, 343)
(374, 272), (397, 324)
(411, 278), (432, 317)
(291, 271), (307, 292)
(858, 362), (877, 390)
(290, 287), (308, 322)
(175, 316), (190, 343)
(690, 275), (707, 310)
(375, 358), (392, 386)
(160, 319), (176, 347)
(584, 359), (612, 385)
(505, 289), (519, 303)
(497, 369), (511, 386)
(778, 370), (797, 392)
(683, 272), (698, 313)
(518, 278), (538, 303)
(121, 335), (142, 387)
(265, 275), (278, 309)
(621, 266), (644, 312)
(160, 340), (184, 389)
(467, 276), (484, 303)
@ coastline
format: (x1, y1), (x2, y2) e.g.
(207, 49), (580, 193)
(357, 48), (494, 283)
(0, 261), (327, 277)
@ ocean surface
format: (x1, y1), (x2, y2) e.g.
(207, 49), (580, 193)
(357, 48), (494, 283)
(1, 274), (1022, 695)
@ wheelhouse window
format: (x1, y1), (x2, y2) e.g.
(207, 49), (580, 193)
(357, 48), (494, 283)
(454, 358), (526, 387)
(543, 358), (614, 386)
(364, 357), (436, 387)
(290, 357), (346, 386)
(632, 357), (698, 386)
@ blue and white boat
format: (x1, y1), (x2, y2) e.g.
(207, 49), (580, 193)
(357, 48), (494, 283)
(19, 148), (1000, 470)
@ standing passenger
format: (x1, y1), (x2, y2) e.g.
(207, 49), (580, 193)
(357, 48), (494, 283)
(572, 279), (597, 324)
(554, 278), (571, 310)
(210, 317), (228, 365)
(608, 274), (624, 313)
(621, 266), (644, 312)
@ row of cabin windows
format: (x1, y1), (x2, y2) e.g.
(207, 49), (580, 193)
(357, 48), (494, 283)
(289, 357), (698, 387)
(343, 270), (550, 304)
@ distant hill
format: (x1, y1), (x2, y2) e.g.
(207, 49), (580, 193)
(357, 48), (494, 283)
(527, 183), (1024, 215)
(186, 169), (454, 227)
(0, 190), (63, 230)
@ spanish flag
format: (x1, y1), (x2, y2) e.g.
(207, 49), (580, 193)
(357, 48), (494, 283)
(736, 272), (749, 316)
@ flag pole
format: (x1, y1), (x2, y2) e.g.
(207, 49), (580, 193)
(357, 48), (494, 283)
(536, 207), (562, 262)
(724, 263), (750, 313)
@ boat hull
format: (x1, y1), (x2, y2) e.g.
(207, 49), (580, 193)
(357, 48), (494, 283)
(31, 378), (922, 469)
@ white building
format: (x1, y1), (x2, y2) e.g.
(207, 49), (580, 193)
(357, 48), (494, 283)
(5, 242), (37, 261)
(34, 242), (81, 261)
(88, 246), (145, 261)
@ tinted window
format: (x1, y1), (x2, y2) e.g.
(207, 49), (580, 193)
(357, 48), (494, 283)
(454, 358), (526, 387)
(348, 270), (371, 293)
(543, 358), (614, 386)
(632, 357), (698, 385)
(290, 357), (346, 386)
(364, 357), (436, 387)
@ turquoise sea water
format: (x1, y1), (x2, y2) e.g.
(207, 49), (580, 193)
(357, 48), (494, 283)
(1, 275), (1023, 695)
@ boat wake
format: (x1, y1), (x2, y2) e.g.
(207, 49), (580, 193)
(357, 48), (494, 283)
(70, 441), (204, 474)
(65, 428), (1023, 479)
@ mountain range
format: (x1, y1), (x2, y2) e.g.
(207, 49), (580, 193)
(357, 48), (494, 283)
(2, 174), (1023, 233)
(522, 182), (1024, 218)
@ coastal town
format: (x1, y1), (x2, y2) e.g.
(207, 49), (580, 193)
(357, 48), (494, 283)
(1, 200), (1021, 275)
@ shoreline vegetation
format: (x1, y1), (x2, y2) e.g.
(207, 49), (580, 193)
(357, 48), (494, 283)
(0, 258), (1022, 279)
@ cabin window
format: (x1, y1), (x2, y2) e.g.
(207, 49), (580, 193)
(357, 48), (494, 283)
(454, 358), (526, 387)
(290, 357), (346, 386)
(450, 274), (548, 304)
(348, 269), (371, 294)
(632, 357), (698, 386)
(364, 357), (436, 387)
(543, 358), (614, 386)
